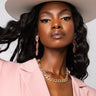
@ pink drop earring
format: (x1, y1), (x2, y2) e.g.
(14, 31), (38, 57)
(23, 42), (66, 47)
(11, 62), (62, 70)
(35, 35), (39, 56)
(73, 39), (76, 53)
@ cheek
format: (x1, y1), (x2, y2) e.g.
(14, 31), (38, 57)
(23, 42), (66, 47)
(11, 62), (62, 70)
(63, 22), (74, 33)
(63, 22), (74, 41)
(38, 22), (50, 35)
(38, 22), (51, 43)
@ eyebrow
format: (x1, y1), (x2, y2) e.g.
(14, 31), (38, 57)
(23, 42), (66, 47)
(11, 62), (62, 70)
(41, 9), (71, 15)
(59, 9), (71, 14)
(41, 12), (51, 15)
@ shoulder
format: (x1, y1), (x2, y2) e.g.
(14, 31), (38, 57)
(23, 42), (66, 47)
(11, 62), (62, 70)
(71, 76), (96, 95)
(87, 86), (96, 95)
(0, 59), (19, 73)
(0, 58), (38, 73)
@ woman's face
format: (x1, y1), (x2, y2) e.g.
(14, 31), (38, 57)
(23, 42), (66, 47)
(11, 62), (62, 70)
(38, 2), (74, 49)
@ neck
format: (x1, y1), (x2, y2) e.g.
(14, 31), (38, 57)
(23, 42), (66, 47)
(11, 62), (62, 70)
(40, 47), (67, 75)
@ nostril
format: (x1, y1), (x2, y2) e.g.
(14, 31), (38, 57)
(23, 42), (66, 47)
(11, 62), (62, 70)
(58, 26), (61, 28)
(52, 26), (55, 29)
(52, 26), (61, 29)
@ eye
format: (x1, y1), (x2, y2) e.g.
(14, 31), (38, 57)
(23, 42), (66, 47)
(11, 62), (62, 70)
(61, 16), (72, 21)
(40, 19), (51, 23)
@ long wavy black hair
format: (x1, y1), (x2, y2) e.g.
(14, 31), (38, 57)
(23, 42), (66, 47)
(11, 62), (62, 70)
(0, 1), (89, 80)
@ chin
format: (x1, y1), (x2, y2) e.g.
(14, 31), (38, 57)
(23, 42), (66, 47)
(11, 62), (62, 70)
(45, 44), (69, 49)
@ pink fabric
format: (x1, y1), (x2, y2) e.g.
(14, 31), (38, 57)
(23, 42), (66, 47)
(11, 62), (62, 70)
(0, 58), (96, 96)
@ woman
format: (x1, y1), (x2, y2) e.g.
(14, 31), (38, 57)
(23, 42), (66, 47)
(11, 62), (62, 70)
(0, 1), (96, 96)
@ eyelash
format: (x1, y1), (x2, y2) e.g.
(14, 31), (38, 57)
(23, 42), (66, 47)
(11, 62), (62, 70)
(40, 16), (72, 23)
(61, 16), (72, 21)
(40, 19), (51, 23)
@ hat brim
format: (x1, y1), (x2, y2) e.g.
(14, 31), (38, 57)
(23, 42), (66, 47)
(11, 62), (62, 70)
(5, 0), (96, 22)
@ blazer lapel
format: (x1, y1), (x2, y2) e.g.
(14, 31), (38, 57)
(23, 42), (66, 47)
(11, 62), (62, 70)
(20, 58), (50, 96)
(71, 76), (88, 96)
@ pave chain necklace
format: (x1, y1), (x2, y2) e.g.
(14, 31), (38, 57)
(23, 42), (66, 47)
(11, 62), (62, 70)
(37, 59), (69, 83)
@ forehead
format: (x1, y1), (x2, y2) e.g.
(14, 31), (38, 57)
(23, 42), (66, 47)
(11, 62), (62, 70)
(39, 2), (71, 13)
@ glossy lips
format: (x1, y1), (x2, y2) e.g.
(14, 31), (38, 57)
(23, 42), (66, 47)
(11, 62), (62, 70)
(50, 31), (65, 39)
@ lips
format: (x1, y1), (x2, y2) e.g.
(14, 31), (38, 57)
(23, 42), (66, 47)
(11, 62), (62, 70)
(50, 31), (65, 39)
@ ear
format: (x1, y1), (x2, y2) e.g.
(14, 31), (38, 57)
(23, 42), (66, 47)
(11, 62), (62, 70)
(36, 32), (40, 37)
(37, 32), (40, 37)
(35, 35), (39, 42)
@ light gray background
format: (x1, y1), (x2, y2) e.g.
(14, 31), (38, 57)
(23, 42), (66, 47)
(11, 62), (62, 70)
(0, 0), (96, 89)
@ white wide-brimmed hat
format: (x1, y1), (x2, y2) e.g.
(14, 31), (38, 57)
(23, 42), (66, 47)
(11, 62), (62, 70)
(5, 0), (96, 22)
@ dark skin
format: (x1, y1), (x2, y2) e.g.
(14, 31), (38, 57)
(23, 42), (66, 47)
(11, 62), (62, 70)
(38, 2), (74, 96)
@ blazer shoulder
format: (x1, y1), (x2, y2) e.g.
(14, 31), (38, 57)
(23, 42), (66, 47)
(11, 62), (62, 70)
(0, 59), (19, 73)
(0, 59), (5, 72)
(71, 75), (96, 95)
(0, 58), (37, 73)
(87, 86), (96, 96)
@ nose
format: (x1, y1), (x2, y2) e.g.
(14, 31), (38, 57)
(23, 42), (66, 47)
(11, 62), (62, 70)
(52, 20), (62, 29)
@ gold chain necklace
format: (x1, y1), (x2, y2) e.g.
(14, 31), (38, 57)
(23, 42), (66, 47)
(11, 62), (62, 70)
(37, 59), (69, 83)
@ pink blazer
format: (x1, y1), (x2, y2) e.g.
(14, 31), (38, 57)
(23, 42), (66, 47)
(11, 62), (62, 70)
(0, 58), (96, 96)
